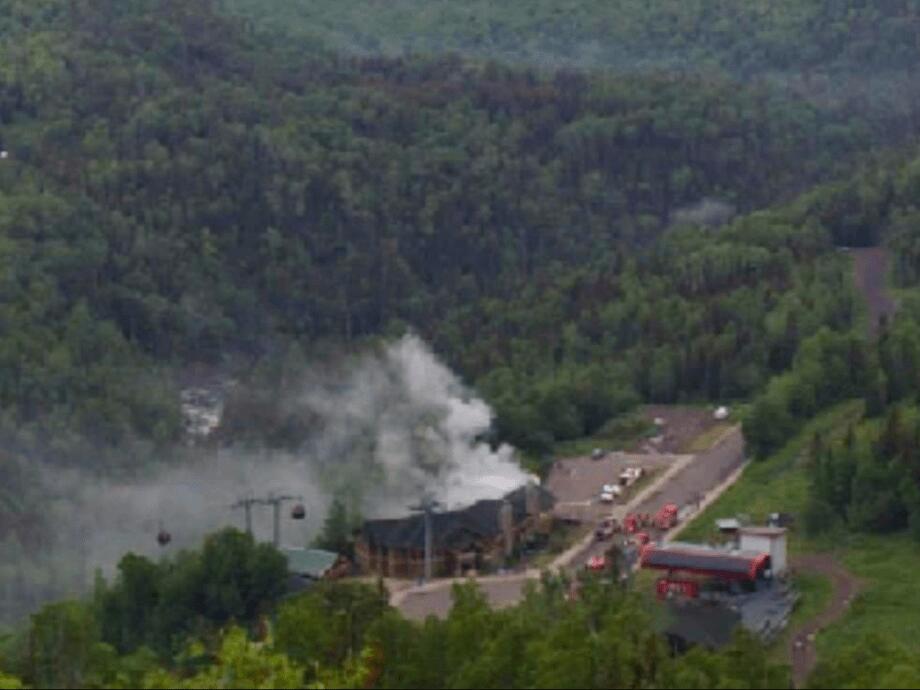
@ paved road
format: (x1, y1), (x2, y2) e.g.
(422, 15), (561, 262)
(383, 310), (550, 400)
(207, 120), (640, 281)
(394, 427), (746, 619)
(399, 577), (532, 621)
(640, 425), (745, 515)
(573, 427), (745, 565)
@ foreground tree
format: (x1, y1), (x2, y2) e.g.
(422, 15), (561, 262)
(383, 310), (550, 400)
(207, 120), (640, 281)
(144, 627), (304, 690)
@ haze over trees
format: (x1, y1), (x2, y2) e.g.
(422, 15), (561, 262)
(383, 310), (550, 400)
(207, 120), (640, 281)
(4, 0), (920, 687)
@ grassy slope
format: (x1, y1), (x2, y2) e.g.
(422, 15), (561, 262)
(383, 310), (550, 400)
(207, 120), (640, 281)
(774, 571), (832, 662)
(823, 535), (920, 656)
(678, 400), (863, 546)
(678, 399), (920, 662)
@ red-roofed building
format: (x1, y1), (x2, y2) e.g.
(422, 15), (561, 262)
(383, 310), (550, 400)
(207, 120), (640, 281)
(640, 543), (772, 582)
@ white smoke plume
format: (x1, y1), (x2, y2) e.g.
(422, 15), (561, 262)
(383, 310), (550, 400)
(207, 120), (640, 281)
(297, 334), (527, 516)
(43, 449), (327, 567)
(1, 335), (525, 621)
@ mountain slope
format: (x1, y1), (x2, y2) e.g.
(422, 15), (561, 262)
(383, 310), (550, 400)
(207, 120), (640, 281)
(0, 0), (880, 457)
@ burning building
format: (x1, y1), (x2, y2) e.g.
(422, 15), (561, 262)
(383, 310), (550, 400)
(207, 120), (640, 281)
(356, 483), (555, 578)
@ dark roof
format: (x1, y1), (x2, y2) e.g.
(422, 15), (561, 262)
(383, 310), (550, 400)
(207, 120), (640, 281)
(641, 545), (769, 580)
(284, 574), (316, 597)
(665, 602), (741, 650)
(362, 484), (555, 551)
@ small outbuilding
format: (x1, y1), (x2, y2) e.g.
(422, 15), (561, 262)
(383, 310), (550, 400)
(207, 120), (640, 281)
(282, 547), (349, 593)
(715, 518), (742, 541)
(738, 527), (787, 576)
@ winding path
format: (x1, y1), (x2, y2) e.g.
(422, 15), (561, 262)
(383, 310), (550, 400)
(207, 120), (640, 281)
(781, 247), (891, 685)
(787, 554), (862, 688)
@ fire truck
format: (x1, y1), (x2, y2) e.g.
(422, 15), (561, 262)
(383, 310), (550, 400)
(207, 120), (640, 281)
(654, 503), (679, 530)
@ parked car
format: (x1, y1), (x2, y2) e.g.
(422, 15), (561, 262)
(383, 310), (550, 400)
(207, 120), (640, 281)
(591, 448), (606, 460)
(619, 467), (644, 486)
(599, 491), (615, 503)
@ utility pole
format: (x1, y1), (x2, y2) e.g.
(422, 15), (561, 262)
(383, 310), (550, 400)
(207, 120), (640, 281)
(409, 495), (442, 582)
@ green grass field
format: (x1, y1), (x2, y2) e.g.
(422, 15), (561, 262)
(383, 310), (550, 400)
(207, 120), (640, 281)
(678, 400), (864, 546)
(820, 534), (920, 657)
(678, 398), (920, 666)
(768, 570), (833, 662)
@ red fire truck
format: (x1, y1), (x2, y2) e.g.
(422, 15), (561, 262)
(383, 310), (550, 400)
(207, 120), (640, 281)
(655, 577), (700, 599)
(624, 513), (638, 534)
(654, 503), (679, 530)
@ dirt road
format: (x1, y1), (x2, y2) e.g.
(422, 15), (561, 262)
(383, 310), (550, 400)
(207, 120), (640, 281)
(639, 405), (721, 453)
(787, 554), (862, 688)
(851, 247), (897, 337)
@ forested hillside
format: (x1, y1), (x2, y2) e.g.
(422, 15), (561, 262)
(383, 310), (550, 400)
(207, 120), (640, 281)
(223, 0), (920, 76)
(0, 0), (885, 460)
(0, 0), (916, 610)
(5, 0), (920, 686)
(224, 0), (920, 129)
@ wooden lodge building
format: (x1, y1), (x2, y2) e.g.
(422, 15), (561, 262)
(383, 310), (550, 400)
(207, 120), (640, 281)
(356, 484), (555, 578)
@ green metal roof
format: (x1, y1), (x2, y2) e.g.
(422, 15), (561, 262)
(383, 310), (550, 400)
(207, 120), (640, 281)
(282, 548), (339, 579)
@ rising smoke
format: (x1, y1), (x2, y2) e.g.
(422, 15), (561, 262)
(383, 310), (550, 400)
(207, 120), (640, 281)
(300, 334), (527, 516)
(669, 197), (736, 229)
(1, 335), (525, 621)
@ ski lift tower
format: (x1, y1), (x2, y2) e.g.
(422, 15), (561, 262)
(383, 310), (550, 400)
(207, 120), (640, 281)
(231, 494), (261, 536)
(260, 492), (304, 548)
(408, 495), (443, 582)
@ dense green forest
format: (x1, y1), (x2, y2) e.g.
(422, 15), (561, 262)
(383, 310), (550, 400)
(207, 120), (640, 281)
(5, 0), (920, 686)
(3, 529), (920, 688)
(0, 531), (792, 688)
(0, 0), (888, 460)
(224, 0), (920, 131)
(739, 147), (920, 464)
(223, 1), (920, 79)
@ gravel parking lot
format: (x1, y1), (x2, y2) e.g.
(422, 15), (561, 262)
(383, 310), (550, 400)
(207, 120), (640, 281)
(546, 452), (675, 523)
